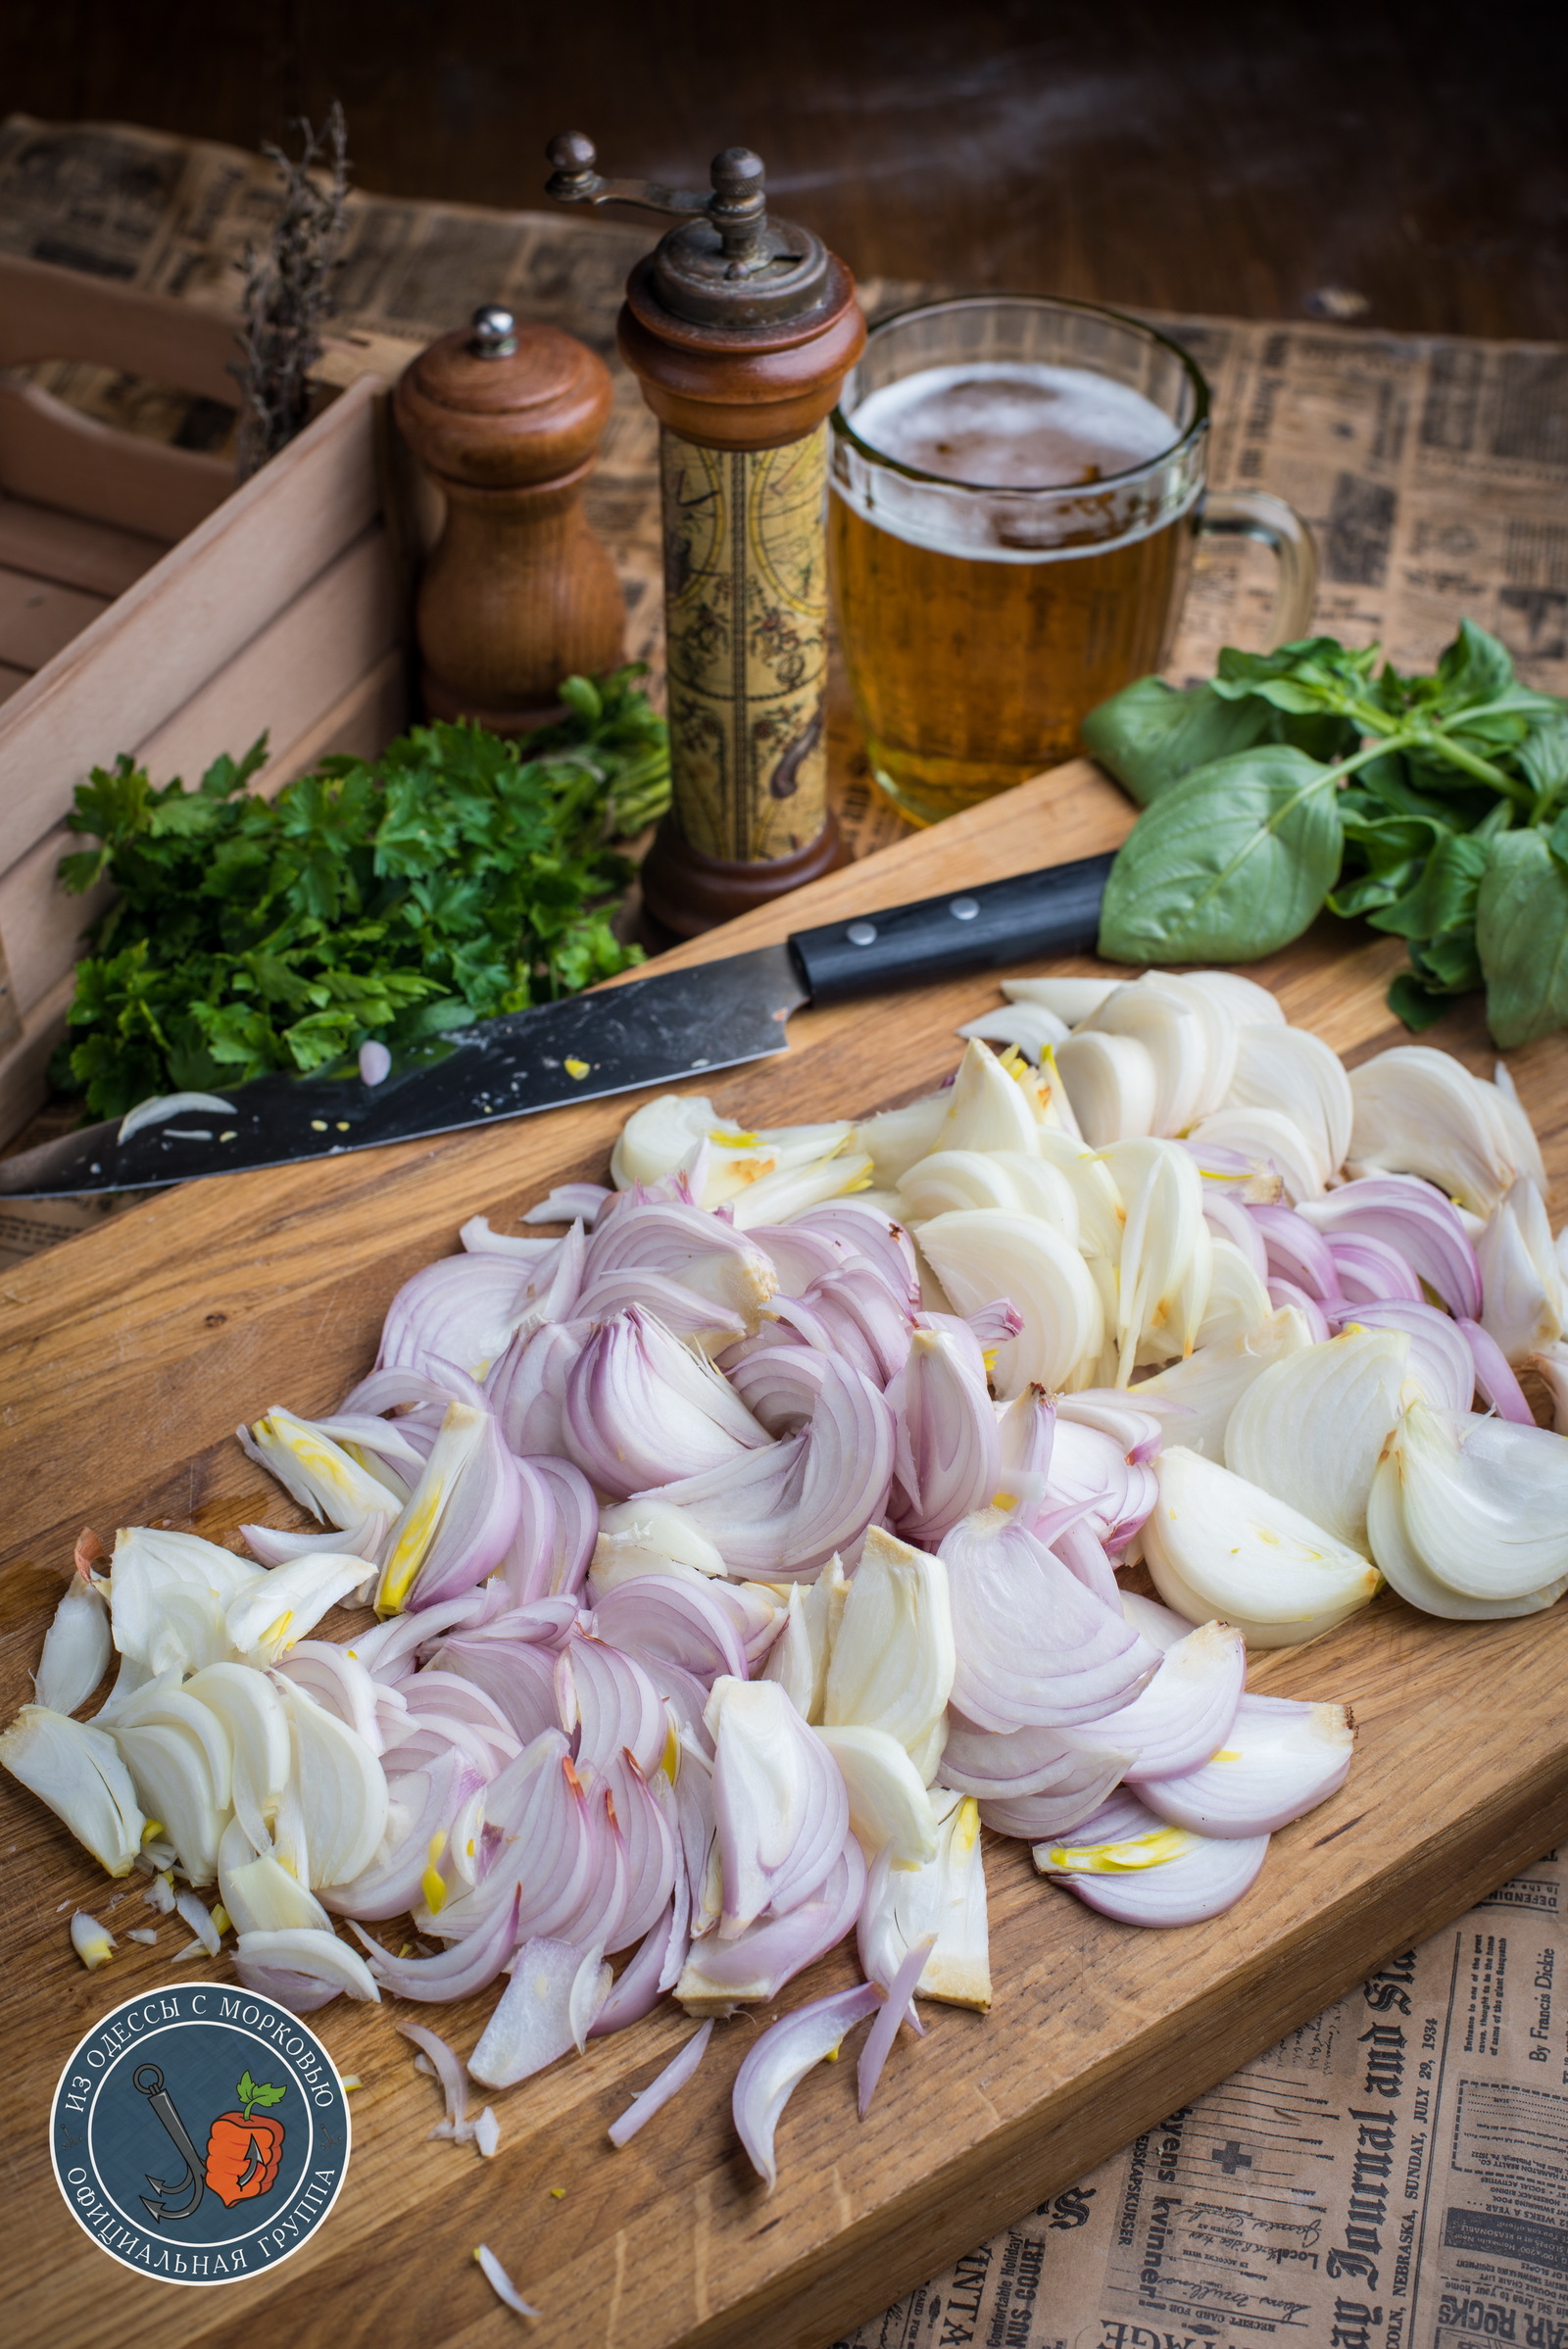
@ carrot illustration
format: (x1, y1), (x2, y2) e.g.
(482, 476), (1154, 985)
(204, 2070), (287, 2207)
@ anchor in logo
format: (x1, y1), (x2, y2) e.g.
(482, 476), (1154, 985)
(132, 2062), (288, 2223)
(132, 2064), (209, 2224)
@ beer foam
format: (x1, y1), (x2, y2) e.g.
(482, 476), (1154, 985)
(848, 363), (1176, 488)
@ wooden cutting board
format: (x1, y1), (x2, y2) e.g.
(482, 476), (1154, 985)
(5, 755), (1568, 2349)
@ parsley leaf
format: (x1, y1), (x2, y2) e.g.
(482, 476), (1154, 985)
(55, 669), (667, 1118)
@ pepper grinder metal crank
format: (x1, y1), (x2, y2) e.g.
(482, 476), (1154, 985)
(547, 131), (865, 935)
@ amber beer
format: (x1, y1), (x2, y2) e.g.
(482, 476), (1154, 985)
(828, 301), (1213, 828)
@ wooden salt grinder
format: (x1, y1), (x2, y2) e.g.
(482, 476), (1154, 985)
(546, 133), (865, 935)
(393, 304), (625, 732)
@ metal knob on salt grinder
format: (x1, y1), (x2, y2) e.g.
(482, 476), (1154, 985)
(393, 303), (626, 732)
(547, 132), (865, 935)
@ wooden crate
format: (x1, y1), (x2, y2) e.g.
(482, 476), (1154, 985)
(0, 252), (425, 1142)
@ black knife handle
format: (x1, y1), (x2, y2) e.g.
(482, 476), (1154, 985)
(786, 850), (1115, 1007)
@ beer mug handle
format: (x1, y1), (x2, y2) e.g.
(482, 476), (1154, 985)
(1197, 489), (1319, 650)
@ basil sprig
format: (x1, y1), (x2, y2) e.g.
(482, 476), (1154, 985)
(1088, 622), (1568, 1046)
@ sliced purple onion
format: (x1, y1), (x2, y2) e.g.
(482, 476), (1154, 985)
(378, 1402), (524, 1614)
(484, 1319), (591, 1459)
(887, 1326), (1001, 1549)
(1326, 1232), (1424, 1307)
(1065, 1620), (1245, 1782)
(376, 1253), (544, 1383)
(1049, 1518), (1123, 1610)
(731, 1980), (883, 2190)
(564, 1633), (667, 1778)
(941, 1708), (1129, 1800)
(857, 1931), (934, 2118)
(1037, 1790), (1270, 1927)
(590, 1898), (679, 2037)
(582, 1198), (778, 1331)
(787, 1202), (920, 1311)
(676, 1841), (866, 2012)
(608, 2020), (714, 2147)
(563, 1305), (768, 1498)
(573, 1267), (748, 1346)
(351, 1887), (521, 2001)
(592, 1577), (749, 1687)
(605, 1754), (678, 1950)
(1320, 1297), (1474, 1413)
(639, 1355), (894, 1579)
(1201, 1195), (1268, 1281)
(1055, 1392), (1165, 1466)
(940, 1512), (1157, 1732)
(975, 1753), (1130, 1839)
(434, 1631), (562, 1747)
(1247, 1203), (1343, 1302)
(1299, 1174), (1482, 1319)
(1457, 1318), (1535, 1424)
(748, 1222), (852, 1297)
(1139, 1692), (1353, 1836)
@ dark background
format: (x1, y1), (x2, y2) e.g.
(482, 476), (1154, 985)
(3, 0), (1565, 338)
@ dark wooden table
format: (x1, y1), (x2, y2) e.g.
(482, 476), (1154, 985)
(3, 0), (1563, 341)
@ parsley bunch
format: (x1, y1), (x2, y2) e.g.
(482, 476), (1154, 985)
(55, 667), (668, 1119)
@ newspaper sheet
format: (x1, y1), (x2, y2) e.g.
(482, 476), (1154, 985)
(838, 1849), (1568, 2349)
(1, 130), (1565, 2344)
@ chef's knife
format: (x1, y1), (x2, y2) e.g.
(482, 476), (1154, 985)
(0, 850), (1114, 1198)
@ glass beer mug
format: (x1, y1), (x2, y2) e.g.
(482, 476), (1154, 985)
(829, 295), (1316, 826)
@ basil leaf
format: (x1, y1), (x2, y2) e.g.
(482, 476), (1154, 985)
(1475, 828), (1568, 1048)
(1520, 711), (1568, 807)
(1367, 830), (1492, 940)
(1387, 971), (1455, 1031)
(1080, 678), (1275, 807)
(1435, 618), (1517, 710)
(1098, 747), (1344, 965)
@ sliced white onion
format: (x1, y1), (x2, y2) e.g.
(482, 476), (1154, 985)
(857, 1787), (991, 2011)
(916, 1209), (1102, 1396)
(1134, 1307), (1314, 1459)
(1224, 1324), (1407, 1550)
(1348, 1047), (1523, 1214)
(1143, 1446), (1381, 1646)
(35, 1574), (112, 1715)
(822, 1525), (955, 1781)
(1369, 1397), (1568, 1603)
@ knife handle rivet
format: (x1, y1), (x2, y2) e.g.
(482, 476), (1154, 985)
(949, 897), (979, 920)
(846, 920), (878, 947)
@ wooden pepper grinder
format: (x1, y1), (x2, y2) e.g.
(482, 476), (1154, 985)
(393, 303), (625, 732)
(546, 133), (865, 934)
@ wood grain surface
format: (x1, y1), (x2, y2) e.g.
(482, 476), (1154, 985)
(3, 0), (1564, 341)
(4, 755), (1568, 2349)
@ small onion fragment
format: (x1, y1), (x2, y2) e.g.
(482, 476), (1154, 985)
(608, 2020), (714, 2148)
(731, 1982), (881, 2191)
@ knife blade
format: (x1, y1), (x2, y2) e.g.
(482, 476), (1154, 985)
(0, 848), (1115, 1198)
